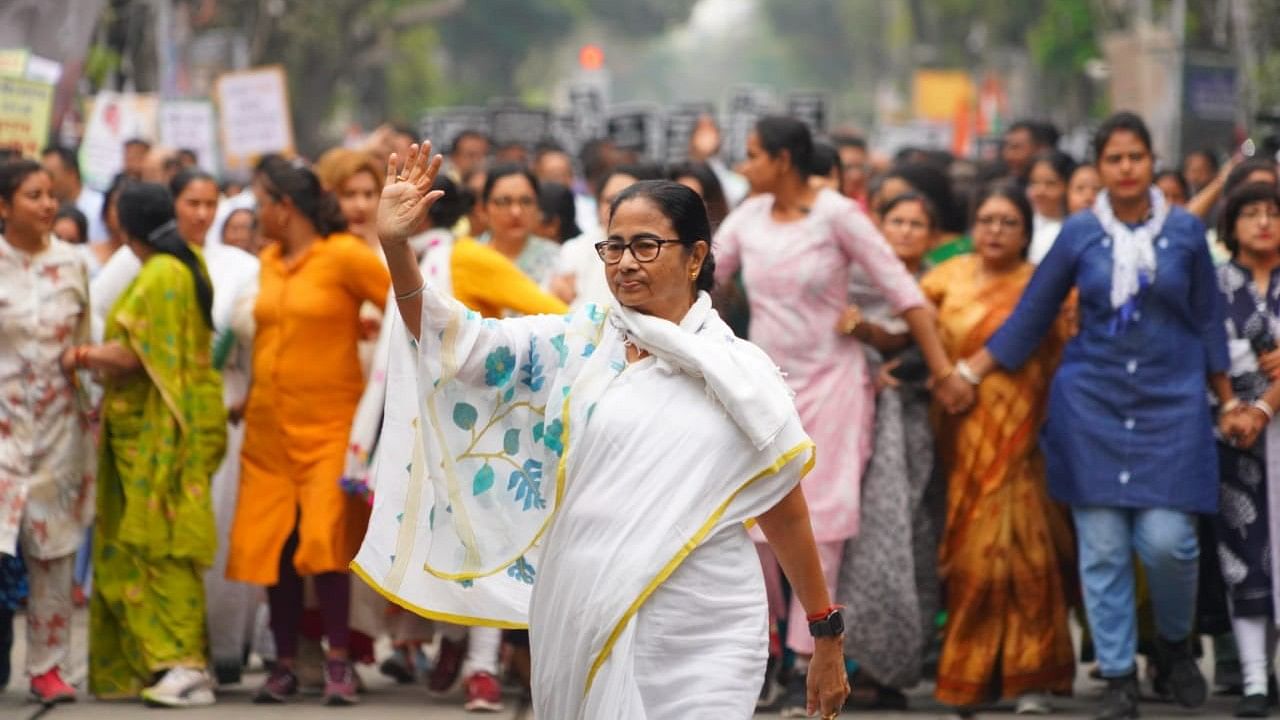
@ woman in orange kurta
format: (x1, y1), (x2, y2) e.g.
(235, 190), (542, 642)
(922, 185), (1076, 713)
(226, 156), (389, 706)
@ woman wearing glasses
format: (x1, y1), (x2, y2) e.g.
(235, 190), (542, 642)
(357, 142), (850, 719)
(958, 113), (1234, 720)
(714, 115), (968, 716)
(476, 164), (561, 287)
(1209, 182), (1280, 718)
(922, 184), (1077, 714)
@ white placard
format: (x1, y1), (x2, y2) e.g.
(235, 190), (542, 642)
(158, 100), (218, 174)
(78, 92), (159, 191)
(215, 65), (294, 170)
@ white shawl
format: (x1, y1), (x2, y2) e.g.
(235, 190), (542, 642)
(1093, 186), (1170, 311)
(353, 289), (813, 714)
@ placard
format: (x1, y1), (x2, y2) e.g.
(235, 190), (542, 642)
(489, 103), (551, 149)
(78, 92), (159, 190)
(0, 76), (53, 158)
(215, 65), (295, 171)
(787, 91), (829, 135)
(420, 106), (490, 151)
(664, 102), (715, 163)
(724, 85), (773, 164)
(567, 83), (607, 146)
(158, 100), (219, 174)
(0, 49), (28, 78)
(608, 104), (662, 161)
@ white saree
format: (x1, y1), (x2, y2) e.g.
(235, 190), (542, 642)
(354, 286), (813, 718)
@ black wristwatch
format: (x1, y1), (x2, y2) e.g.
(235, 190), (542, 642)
(808, 608), (845, 638)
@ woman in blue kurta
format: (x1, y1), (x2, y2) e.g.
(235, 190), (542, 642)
(950, 113), (1235, 720)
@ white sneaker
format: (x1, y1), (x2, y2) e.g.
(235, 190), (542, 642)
(1015, 692), (1053, 715)
(141, 667), (217, 707)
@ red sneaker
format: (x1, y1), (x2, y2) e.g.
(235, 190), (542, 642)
(30, 667), (76, 704)
(463, 671), (504, 712)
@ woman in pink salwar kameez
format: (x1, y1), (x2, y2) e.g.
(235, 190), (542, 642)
(714, 117), (971, 714)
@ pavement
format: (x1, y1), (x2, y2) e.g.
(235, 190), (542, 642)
(0, 609), (1254, 718)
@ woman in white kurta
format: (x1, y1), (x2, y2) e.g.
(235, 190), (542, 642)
(355, 144), (851, 718)
(0, 160), (94, 703)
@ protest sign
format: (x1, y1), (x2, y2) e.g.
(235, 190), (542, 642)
(489, 102), (551, 150)
(420, 106), (490, 151)
(159, 100), (218, 173)
(216, 65), (294, 171)
(607, 104), (661, 161)
(787, 91), (830, 135)
(724, 84), (773, 164)
(0, 75), (53, 158)
(664, 102), (715, 163)
(79, 92), (158, 189)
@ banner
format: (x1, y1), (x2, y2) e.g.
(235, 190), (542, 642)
(0, 75), (53, 158)
(724, 85), (773, 164)
(158, 100), (219, 174)
(215, 65), (294, 172)
(78, 92), (159, 190)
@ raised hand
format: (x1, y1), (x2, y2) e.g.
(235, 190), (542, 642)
(377, 141), (445, 246)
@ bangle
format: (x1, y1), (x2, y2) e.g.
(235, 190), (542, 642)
(934, 365), (956, 383)
(955, 359), (982, 386)
(1222, 398), (1244, 415)
(806, 604), (844, 623)
(1253, 399), (1275, 422)
(395, 282), (427, 301)
(75, 346), (90, 369)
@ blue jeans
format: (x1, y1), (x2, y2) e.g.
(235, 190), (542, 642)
(1073, 506), (1200, 678)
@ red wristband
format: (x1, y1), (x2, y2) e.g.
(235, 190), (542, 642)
(806, 604), (843, 622)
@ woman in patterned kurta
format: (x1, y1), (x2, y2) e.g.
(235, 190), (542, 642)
(226, 157), (389, 706)
(82, 183), (226, 705)
(1210, 182), (1280, 716)
(0, 161), (93, 702)
(714, 116), (965, 712)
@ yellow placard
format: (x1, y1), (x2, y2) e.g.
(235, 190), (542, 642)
(0, 75), (53, 158)
(0, 49), (29, 78)
(912, 69), (975, 122)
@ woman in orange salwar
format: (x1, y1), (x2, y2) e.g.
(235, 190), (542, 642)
(226, 156), (390, 707)
(922, 184), (1076, 715)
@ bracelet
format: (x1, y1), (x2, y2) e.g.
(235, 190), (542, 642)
(75, 346), (90, 369)
(1253, 399), (1275, 421)
(1222, 398), (1244, 415)
(805, 604), (844, 622)
(934, 365), (956, 383)
(395, 282), (427, 301)
(955, 359), (982, 386)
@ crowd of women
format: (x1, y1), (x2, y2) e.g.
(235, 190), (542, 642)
(2, 104), (1280, 719)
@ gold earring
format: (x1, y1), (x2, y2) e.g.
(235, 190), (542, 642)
(690, 269), (699, 279)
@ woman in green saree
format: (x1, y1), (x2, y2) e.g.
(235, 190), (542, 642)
(68, 182), (225, 707)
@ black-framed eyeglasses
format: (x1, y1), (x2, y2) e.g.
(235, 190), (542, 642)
(594, 237), (687, 264)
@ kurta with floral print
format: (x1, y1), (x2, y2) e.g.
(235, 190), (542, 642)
(0, 234), (93, 560)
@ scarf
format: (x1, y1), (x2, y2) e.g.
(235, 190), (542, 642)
(609, 292), (794, 450)
(1093, 186), (1170, 332)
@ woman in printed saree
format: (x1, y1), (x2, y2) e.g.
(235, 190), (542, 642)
(357, 142), (850, 719)
(1209, 182), (1280, 718)
(78, 182), (225, 706)
(923, 184), (1077, 714)
(0, 160), (94, 704)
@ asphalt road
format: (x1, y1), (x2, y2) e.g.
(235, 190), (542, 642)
(0, 609), (1250, 718)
